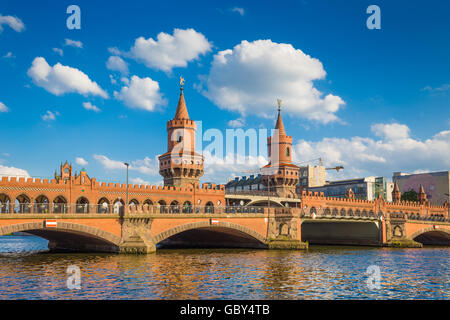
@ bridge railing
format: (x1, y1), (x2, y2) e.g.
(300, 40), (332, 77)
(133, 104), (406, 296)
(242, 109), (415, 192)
(225, 190), (279, 197)
(0, 203), (267, 215)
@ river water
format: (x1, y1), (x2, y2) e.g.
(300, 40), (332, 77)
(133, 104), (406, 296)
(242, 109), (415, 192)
(0, 235), (448, 300)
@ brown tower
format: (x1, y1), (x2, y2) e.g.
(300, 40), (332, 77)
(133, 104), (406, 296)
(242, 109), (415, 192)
(159, 77), (204, 187)
(261, 100), (299, 198)
(392, 182), (401, 203)
(418, 184), (428, 204)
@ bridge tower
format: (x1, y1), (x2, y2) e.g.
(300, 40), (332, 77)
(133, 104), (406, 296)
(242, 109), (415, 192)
(392, 182), (401, 203)
(261, 100), (299, 198)
(418, 185), (428, 204)
(158, 77), (204, 188)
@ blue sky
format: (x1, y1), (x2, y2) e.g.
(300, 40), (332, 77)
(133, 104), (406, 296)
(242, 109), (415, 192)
(0, 0), (449, 185)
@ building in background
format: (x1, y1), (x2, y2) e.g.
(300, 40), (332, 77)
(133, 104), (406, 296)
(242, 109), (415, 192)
(297, 165), (326, 190)
(393, 171), (450, 205)
(308, 176), (393, 201)
(225, 174), (265, 193)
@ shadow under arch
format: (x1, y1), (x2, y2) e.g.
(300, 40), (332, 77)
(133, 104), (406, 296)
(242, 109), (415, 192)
(152, 221), (268, 249)
(408, 227), (450, 246)
(0, 221), (121, 253)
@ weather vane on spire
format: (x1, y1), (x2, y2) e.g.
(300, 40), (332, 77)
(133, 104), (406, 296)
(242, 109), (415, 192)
(179, 76), (185, 89)
(277, 98), (282, 112)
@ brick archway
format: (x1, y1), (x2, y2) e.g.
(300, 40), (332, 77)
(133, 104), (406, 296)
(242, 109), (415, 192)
(0, 221), (122, 247)
(408, 227), (450, 241)
(151, 221), (267, 245)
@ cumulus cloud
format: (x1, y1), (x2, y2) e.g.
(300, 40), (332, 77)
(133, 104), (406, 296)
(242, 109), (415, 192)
(82, 102), (101, 112)
(94, 155), (159, 176)
(130, 177), (151, 185)
(106, 56), (128, 75)
(199, 40), (345, 123)
(0, 164), (29, 177)
(114, 28), (211, 72)
(114, 75), (166, 111)
(75, 157), (88, 166)
(64, 38), (83, 48)
(0, 14), (25, 33)
(293, 123), (450, 180)
(41, 110), (59, 121)
(0, 102), (9, 112)
(27, 57), (108, 98)
(202, 151), (267, 184)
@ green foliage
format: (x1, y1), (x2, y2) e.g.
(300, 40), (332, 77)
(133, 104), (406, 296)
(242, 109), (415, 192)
(401, 189), (418, 202)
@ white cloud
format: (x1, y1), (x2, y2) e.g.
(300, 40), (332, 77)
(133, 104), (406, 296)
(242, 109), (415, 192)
(106, 56), (128, 75)
(52, 48), (63, 56)
(82, 102), (101, 112)
(230, 7), (245, 16)
(117, 28), (212, 72)
(75, 157), (88, 166)
(227, 117), (245, 128)
(202, 151), (267, 184)
(41, 110), (58, 121)
(114, 75), (166, 111)
(130, 177), (151, 185)
(0, 14), (25, 33)
(199, 39), (345, 123)
(0, 102), (9, 112)
(0, 165), (29, 177)
(293, 123), (450, 180)
(94, 154), (159, 176)
(64, 38), (83, 48)
(27, 57), (108, 98)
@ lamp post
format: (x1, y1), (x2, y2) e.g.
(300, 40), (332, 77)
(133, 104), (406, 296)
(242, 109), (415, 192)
(124, 162), (129, 214)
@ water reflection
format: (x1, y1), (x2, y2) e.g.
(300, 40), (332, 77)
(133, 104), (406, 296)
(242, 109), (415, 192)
(0, 236), (448, 299)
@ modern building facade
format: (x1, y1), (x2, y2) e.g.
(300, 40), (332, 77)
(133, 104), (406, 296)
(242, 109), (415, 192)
(393, 171), (450, 205)
(308, 176), (393, 201)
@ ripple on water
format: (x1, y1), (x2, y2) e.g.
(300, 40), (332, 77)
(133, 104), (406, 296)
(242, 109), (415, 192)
(0, 236), (449, 299)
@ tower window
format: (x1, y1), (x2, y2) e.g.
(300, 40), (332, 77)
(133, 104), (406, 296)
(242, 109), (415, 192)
(286, 147), (290, 157)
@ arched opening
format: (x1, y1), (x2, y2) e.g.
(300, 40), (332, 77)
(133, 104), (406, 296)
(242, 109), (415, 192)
(183, 201), (192, 214)
(169, 201), (179, 213)
(97, 198), (110, 213)
(76, 197), (90, 213)
(128, 199), (139, 212)
(0, 222), (121, 253)
(0, 193), (11, 213)
(156, 223), (267, 249)
(205, 201), (214, 213)
(15, 194), (31, 213)
(310, 207), (317, 215)
(324, 207), (331, 216)
(412, 229), (450, 246)
(340, 208), (346, 216)
(332, 208), (338, 216)
(53, 196), (67, 213)
(157, 200), (167, 213)
(35, 195), (50, 213)
(113, 199), (124, 214)
(302, 221), (380, 245)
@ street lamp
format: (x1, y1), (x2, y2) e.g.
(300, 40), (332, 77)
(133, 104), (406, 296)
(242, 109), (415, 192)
(124, 162), (129, 214)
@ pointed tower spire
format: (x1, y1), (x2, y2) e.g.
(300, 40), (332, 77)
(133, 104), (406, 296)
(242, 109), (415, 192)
(275, 98), (286, 136)
(174, 76), (189, 120)
(392, 181), (401, 203)
(418, 184), (427, 204)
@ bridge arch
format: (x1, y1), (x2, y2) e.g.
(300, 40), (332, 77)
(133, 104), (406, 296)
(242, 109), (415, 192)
(151, 221), (267, 249)
(408, 227), (450, 245)
(245, 199), (284, 207)
(0, 221), (121, 252)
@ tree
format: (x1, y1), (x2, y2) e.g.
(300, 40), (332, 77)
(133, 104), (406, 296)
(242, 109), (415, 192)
(401, 189), (418, 202)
